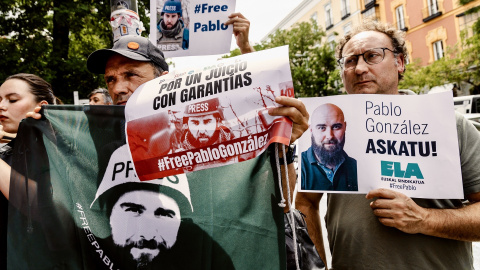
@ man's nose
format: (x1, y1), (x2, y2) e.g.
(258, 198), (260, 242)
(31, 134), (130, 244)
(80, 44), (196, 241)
(325, 128), (333, 139)
(139, 220), (158, 241)
(355, 56), (369, 75)
(111, 79), (130, 96)
(198, 124), (208, 132)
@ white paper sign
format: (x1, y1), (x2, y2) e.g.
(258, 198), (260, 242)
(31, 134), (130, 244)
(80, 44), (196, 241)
(125, 46), (294, 180)
(150, 0), (235, 58)
(298, 92), (463, 199)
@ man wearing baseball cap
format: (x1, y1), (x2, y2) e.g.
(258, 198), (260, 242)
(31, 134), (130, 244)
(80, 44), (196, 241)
(86, 35), (169, 106)
(157, 0), (189, 51)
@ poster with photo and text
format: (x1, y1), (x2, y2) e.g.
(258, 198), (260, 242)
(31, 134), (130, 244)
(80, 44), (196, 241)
(150, 0), (235, 58)
(125, 46), (293, 180)
(298, 92), (463, 199)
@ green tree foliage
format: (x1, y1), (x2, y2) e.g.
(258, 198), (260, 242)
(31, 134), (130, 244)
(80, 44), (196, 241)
(0, 0), (150, 103)
(224, 20), (342, 97)
(400, 30), (480, 95)
(400, 4), (480, 95)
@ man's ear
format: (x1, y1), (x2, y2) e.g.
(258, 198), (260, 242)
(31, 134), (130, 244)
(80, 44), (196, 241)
(162, 71), (169, 76)
(396, 53), (405, 74)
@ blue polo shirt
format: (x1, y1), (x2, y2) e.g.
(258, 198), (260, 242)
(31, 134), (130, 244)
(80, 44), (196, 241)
(301, 147), (358, 191)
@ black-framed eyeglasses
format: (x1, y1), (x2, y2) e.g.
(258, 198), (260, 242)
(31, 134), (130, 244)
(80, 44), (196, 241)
(337, 47), (396, 70)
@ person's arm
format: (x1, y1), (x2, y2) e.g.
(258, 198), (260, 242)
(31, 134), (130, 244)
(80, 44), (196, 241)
(295, 192), (328, 266)
(0, 125), (11, 199)
(366, 189), (480, 241)
(0, 107), (44, 200)
(224, 12), (255, 54)
(0, 125), (16, 144)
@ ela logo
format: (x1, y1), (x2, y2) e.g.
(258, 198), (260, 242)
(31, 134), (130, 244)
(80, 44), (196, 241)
(381, 161), (424, 179)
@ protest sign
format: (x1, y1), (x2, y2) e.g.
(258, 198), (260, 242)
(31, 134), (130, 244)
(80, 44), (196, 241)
(8, 105), (286, 269)
(150, 0), (235, 58)
(297, 91), (463, 199)
(125, 45), (293, 180)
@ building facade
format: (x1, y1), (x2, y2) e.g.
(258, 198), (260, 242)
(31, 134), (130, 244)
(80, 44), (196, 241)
(385, 0), (480, 65)
(265, 0), (480, 67)
(263, 0), (364, 50)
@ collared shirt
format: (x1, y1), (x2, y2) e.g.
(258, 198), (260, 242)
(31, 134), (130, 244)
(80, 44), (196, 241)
(301, 147), (358, 191)
(317, 156), (345, 183)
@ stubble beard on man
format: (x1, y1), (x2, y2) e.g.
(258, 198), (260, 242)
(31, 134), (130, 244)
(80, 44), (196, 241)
(311, 135), (346, 167)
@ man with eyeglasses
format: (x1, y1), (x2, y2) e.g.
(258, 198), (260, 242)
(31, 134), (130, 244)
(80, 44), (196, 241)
(296, 20), (480, 269)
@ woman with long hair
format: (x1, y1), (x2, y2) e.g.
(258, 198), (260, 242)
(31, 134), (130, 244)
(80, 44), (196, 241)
(0, 73), (56, 267)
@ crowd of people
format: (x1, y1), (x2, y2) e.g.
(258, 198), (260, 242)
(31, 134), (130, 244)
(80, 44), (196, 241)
(1, 10), (480, 270)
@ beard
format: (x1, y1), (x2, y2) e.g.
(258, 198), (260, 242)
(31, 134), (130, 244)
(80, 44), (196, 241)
(186, 129), (220, 148)
(311, 135), (345, 167)
(118, 238), (170, 269)
(161, 19), (179, 30)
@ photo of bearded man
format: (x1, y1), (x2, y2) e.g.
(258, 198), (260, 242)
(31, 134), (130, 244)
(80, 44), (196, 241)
(301, 103), (358, 191)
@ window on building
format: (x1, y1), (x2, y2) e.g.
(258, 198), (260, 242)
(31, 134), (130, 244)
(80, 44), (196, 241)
(433, 40), (444, 61)
(458, 9), (480, 38)
(363, 7), (376, 20)
(395, 5), (405, 30)
(343, 23), (352, 35)
(427, 0), (438, 16)
(327, 34), (336, 50)
(311, 12), (318, 24)
(365, 0), (374, 6)
(325, 3), (333, 28)
(341, 0), (350, 18)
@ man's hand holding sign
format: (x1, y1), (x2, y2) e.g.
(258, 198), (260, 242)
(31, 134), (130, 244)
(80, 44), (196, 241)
(268, 96), (309, 144)
(367, 187), (480, 241)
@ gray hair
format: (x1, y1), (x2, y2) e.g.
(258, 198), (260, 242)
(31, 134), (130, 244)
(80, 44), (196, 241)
(88, 88), (112, 104)
(149, 62), (166, 78)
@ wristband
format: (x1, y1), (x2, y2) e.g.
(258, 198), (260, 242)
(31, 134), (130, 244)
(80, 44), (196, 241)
(279, 144), (296, 165)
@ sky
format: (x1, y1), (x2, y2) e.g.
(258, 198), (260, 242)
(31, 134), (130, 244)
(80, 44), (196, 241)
(235, 0), (302, 46)
(171, 0), (302, 68)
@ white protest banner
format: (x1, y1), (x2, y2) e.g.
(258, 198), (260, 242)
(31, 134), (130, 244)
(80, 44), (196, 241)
(150, 0), (235, 58)
(298, 91), (463, 199)
(125, 46), (293, 180)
